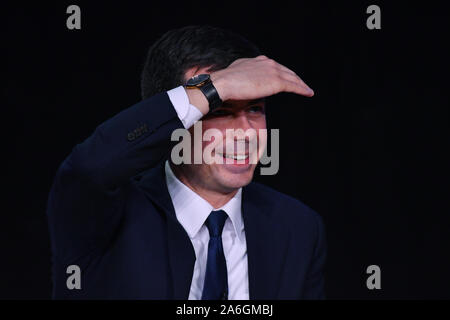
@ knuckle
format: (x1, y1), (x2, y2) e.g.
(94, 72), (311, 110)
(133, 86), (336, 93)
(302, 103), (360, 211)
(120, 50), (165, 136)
(266, 58), (276, 66)
(269, 67), (281, 80)
(267, 62), (280, 75)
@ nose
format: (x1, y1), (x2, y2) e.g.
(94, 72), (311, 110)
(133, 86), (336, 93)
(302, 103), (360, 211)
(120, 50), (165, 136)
(229, 113), (257, 150)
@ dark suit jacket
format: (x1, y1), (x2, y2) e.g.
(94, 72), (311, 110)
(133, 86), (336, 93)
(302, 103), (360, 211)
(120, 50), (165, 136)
(47, 92), (326, 299)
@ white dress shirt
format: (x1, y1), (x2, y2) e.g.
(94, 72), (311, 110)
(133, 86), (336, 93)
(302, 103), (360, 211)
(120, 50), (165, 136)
(167, 85), (204, 129)
(164, 160), (250, 300)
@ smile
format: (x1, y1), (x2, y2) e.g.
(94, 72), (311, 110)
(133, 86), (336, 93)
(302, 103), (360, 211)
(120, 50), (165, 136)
(217, 153), (249, 161)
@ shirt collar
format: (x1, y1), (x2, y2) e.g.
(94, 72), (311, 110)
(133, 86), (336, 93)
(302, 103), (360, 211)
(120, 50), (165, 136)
(164, 161), (244, 241)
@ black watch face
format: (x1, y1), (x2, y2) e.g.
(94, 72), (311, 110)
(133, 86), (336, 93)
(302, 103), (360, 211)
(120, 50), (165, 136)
(186, 73), (210, 87)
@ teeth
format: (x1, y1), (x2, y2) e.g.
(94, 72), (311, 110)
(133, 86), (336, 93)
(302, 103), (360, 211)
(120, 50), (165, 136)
(233, 154), (248, 160)
(220, 153), (249, 160)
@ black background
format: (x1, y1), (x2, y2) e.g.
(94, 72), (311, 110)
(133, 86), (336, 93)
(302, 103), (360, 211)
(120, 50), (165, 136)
(2, 1), (449, 299)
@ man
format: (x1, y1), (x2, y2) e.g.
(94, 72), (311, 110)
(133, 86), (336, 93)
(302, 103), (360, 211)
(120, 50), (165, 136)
(47, 25), (326, 299)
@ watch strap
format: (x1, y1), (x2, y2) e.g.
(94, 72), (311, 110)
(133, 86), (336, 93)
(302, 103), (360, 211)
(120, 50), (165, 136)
(199, 80), (222, 112)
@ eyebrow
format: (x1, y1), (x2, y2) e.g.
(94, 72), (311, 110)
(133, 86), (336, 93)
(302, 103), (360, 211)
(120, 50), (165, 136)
(220, 98), (266, 109)
(248, 98), (266, 105)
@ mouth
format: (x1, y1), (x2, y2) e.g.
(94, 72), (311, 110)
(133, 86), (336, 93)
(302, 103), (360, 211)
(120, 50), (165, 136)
(219, 153), (249, 161)
(215, 152), (251, 167)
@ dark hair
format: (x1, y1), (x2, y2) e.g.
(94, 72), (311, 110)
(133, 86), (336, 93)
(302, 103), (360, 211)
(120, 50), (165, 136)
(140, 25), (261, 100)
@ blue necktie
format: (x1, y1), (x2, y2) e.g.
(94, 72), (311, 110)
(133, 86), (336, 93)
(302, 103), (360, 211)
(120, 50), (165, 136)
(201, 210), (228, 300)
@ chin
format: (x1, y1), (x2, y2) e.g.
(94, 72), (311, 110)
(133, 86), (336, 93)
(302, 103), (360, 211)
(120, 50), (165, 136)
(213, 164), (256, 191)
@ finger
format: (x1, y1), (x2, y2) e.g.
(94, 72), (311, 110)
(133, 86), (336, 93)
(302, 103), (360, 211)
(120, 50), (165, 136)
(281, 78), (314, 97)
(275, 62), (297, 77)
(280, 70), (314, 95)
(280, 68), (312, 90)
(275, 62), (313, 91)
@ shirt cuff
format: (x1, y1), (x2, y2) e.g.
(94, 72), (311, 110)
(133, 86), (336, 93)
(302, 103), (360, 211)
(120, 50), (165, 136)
(167, 86), (204, 129)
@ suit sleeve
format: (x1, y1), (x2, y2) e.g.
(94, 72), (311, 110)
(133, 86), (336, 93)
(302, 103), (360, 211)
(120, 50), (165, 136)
(302, 214), (327, 299)
(47, 92), (184, 264)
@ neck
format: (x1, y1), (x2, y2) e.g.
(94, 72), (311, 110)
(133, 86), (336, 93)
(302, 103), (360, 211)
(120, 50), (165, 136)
(170, 163), (238, 209)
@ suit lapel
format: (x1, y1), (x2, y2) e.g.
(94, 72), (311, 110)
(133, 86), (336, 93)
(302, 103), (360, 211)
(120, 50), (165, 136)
(137, 162), (196, 299)
(137, 164), (289, 300)
(242, 184), (290, 300)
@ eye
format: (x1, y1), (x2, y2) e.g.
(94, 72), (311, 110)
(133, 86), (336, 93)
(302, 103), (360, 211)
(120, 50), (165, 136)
(247, 105), (265, 114)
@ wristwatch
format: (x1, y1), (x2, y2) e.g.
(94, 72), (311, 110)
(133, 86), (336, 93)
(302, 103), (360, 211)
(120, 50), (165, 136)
(184, 74), (223, 112)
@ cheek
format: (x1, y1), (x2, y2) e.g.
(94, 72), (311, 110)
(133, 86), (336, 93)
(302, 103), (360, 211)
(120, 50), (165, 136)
(201, 129), (226, 153)
(254, 116), (267, 130)
(202, 120), (229, 150)
(255, 120), (268, 160)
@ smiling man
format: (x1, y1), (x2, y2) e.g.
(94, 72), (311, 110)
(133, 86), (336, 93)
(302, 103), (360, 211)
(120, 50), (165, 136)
(47, 25), (326, 299)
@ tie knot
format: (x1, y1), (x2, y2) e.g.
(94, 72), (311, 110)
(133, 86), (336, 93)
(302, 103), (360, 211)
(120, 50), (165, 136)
(205, 210), (228, 238)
